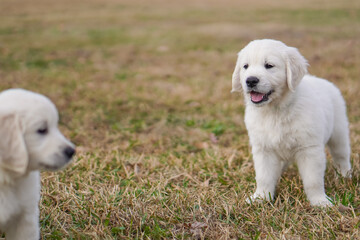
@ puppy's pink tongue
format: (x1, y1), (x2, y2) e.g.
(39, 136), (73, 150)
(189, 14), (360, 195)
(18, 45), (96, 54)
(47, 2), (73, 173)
(250, 92), (265, 102)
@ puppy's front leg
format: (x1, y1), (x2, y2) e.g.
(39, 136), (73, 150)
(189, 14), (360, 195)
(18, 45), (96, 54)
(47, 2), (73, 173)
(247, 150), (282, 203)
(296, 147), (332, 207)
(6, 211), (40, 240)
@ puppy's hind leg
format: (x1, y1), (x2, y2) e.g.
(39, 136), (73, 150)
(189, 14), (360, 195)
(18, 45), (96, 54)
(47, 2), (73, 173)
(327, 114), (351, 178)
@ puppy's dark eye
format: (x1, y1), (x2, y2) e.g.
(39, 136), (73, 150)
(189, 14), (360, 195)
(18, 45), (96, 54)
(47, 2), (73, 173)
(243, 64), (249, 69)
(37, 128), (48, 135)
(265, 63), (274, 69)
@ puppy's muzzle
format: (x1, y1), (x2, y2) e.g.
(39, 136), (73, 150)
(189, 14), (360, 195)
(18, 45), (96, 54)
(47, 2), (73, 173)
(246, 76), (259, 88)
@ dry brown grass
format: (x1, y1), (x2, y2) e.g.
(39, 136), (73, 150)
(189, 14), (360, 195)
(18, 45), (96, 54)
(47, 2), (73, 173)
(0, 0), (360, 239)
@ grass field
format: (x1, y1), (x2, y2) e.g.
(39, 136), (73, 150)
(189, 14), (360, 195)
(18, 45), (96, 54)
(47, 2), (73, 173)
(1, 0), (360, 239)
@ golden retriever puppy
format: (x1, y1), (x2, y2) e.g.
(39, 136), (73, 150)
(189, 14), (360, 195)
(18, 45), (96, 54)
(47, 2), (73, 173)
(0, 89), (75, 239)
(232, 39), (351, 206)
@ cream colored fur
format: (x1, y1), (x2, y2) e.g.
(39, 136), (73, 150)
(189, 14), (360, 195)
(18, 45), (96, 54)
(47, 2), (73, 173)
(232, 39), (351, 206)
(0, 89), (75, 239)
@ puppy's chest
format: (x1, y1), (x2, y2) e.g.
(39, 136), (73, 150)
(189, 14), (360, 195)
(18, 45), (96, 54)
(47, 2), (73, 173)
(0, 187), (21, 226)
(245, 112), (301, 155)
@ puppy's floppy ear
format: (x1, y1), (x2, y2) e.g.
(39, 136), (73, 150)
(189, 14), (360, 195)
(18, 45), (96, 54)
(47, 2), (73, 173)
(231, 52), (242, 93)
(286, 47), (308, 92)
(0, 114), (28, 175)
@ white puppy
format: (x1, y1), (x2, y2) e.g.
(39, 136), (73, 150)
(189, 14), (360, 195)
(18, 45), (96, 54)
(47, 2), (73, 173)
(0, 89), (75, 239)
(232, 39), (351, 206)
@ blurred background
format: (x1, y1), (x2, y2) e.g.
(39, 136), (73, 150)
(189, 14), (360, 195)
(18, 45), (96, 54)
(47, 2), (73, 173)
(0, 0), (359, 239)
(1, 0), (359, 152)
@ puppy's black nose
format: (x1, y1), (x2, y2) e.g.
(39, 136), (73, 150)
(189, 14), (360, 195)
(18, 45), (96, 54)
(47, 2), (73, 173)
(64, 146), (76, 159)
(246, 76), (259, 88)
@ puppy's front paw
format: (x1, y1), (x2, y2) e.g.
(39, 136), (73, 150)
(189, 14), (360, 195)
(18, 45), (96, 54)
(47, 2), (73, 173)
(309, 196), (333, 207)
(246, 192), (273, 204)
(246, 194), (262, 204)
(340, 168), (352, 179)
(337, 163), (352, 178)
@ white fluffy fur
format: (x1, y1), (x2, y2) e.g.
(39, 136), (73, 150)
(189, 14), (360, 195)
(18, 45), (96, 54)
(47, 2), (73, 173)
(0, 89), (75, 239)
(232, 39), (351, 206)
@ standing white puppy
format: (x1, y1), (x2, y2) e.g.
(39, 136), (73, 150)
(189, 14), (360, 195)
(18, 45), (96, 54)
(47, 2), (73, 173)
(0, 89), (75, 239)
(231, 39), (351, 206)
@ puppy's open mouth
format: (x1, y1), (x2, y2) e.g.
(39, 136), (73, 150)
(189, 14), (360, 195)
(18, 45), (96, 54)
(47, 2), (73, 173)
(250, 90), (274, 104)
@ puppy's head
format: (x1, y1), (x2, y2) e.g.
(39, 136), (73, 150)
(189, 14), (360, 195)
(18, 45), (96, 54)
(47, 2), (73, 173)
(231, 39), (308, 106)
(0, 89), (75, 175)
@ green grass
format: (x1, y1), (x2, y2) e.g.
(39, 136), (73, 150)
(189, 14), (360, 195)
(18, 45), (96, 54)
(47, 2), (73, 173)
(1, 0), (360, 239)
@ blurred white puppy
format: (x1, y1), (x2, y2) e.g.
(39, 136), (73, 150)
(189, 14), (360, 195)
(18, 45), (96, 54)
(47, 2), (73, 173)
(232, 39), (351, 206)
(0, 89), (75, 239)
